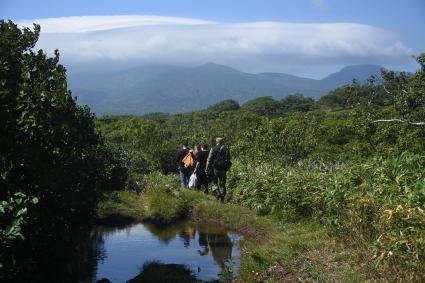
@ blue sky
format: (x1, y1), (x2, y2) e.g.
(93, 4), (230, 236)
(1, 0), (424, 77)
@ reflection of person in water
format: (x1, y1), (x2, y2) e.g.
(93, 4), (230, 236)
(197, 232), (210, 256)
(197, 231), (233, 270)
(209, 233), (233, 269)
(180, 226), (196, 248)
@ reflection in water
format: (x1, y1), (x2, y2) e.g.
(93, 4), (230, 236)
(93, 221), (242, 282)
(144, 222), (236, 271)
(2, 221), (241, 283)
(1, 227), (105, 283)
(200, 232), (233, 269)
(179, 226), (196, 248)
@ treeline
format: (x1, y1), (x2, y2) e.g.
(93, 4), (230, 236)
(97, 65), (424, 174)
(96, 55), (425, 280)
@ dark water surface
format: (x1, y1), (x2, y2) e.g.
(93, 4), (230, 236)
(1, 221), (242, 282)
(89, 221), (242, 282)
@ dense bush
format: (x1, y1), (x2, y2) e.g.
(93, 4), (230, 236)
(96, 116), (177, 173)
(227, 153), (425, 279)
(0, 20), (127, 278)
(233, 113), (318, 165)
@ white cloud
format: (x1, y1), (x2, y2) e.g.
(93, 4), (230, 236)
(17, 15), (413, 77)
(312, 0), (326, 8)
(18, 15), (215, 33)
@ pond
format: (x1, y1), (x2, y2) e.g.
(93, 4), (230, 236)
(88, 221), (243, 283)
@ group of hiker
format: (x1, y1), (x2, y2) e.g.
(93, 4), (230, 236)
(177, 137), (232, 202)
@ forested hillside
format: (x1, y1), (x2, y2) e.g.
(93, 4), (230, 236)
(96, 57), (425, 280)
(69, 62), (384, 115)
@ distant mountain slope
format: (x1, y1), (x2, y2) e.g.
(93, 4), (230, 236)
(321, 64), (383, 87)
(69, 62), (384, 115)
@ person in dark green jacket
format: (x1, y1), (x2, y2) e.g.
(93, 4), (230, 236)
(205, 137), (232, 202)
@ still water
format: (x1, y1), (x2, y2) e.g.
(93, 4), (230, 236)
(90, 221), (242, 282)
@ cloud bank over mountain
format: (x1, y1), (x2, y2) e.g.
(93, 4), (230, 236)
(18, 15), (413, 77)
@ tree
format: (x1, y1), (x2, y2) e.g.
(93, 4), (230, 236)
(241, 96), (282, 116)
(0, 20), (126, 279)
(281, 93), (316, 112)
(348, 54), (425, 126)
(206, 99), (240, 113)
(319, 86), (352, 110)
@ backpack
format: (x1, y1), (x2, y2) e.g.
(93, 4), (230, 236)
(213, 146), (232, 171)
(182, 150), (195, 169)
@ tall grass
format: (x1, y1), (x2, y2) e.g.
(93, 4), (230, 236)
(134, 172), (191, 224)
(227, 152), (425, 280)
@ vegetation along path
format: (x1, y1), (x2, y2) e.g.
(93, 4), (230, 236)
(98, 173), (381, 282)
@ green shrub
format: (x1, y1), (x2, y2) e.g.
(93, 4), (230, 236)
(0, 22), (127, 242)
(228, 153), (425, 278)
(143, 172), (186, 224)
(97, 190), (142, 219)
(0, 20), (127, 279)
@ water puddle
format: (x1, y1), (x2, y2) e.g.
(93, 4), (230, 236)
(90, 221), (242, 282)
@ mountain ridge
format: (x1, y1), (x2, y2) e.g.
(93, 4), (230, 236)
(69, 62), (385, 115)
